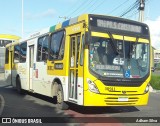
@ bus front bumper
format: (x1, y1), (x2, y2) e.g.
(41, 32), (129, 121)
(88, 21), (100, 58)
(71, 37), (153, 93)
(84, 90), (149, 106)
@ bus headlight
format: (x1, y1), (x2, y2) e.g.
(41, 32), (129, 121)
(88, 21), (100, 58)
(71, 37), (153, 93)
(87, 78), (100, 94)
(144, 84), (149, 93)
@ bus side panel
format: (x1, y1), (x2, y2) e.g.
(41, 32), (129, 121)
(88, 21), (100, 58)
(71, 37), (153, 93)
(18, 63), (28, 90)
(32, 62), (51, 96)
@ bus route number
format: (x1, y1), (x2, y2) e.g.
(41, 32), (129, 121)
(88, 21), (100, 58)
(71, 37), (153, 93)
(105, 87), (115, 92)
(72, 26), (80, 32)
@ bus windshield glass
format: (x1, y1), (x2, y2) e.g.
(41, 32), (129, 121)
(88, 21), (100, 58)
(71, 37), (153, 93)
(89, 34), (149, 79)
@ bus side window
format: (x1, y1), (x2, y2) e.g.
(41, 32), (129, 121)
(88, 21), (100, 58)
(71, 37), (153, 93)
(58, 33), (65, 59)
(50, 30), (65, 60)
(20, 42), (27, 63)
(5, 48), (9, 64)
(14, 45), (20, 63)
(37, 35), (49, 61)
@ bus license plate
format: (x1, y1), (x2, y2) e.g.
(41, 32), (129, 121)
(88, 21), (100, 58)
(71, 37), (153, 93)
(118, 97), (128, 102)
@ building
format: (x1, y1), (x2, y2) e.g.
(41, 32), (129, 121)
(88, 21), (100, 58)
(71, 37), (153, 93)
(0, 34), (21, 72)
(151, 47), (155, 68)
(154, 49), (160, 63)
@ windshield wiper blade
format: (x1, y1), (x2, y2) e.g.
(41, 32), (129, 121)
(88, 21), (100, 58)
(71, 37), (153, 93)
(133, 36), (142, 75)
(107, 31), (119, 56)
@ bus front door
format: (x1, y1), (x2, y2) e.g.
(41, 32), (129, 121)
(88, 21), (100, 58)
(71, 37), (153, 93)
(69, 34), (83, 102)
(29, 45), (34, 91)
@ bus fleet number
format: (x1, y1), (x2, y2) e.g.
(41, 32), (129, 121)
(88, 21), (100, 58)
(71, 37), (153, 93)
(105, 87), (116, 92)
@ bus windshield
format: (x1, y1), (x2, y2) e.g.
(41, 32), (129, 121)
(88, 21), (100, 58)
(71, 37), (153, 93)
(89, 34), (149, 79)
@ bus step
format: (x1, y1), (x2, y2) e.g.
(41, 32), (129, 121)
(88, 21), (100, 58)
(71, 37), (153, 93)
(29, 89), (34, 93)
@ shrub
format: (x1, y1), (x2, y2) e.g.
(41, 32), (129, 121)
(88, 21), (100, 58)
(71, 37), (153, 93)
(150, 74), (160, 90)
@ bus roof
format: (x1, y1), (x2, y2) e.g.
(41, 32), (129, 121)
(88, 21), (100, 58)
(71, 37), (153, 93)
(0, 34), (21, 40)
(20, 13), (148, 43)
(26, 14), (88, 40)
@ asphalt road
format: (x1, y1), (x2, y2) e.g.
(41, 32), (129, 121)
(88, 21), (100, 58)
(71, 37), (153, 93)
(0, 75), (160, 126)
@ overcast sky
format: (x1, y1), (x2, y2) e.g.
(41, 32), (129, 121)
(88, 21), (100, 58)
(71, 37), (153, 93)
(0, 0), (159, 48)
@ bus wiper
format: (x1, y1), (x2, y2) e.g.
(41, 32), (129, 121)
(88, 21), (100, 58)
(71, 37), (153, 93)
(107, 31), (119, 56)
(134, 36), (142, 75)
(107, 31), (125, 67)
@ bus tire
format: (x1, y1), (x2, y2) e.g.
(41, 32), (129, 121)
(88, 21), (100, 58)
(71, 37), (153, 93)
(56, 83), (69, 110)
(16, 77), (23, 94)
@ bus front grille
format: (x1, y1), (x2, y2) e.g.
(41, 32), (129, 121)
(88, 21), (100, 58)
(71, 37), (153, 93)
(106, 103), (136, 105)
(104, 97), (139, 105)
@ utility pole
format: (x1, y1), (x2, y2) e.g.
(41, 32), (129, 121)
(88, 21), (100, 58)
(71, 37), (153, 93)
(139, 0), (145, 22)
(22, 0), (24, 38)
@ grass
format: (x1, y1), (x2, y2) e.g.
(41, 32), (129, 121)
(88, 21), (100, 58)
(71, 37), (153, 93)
(150, 74), (160, 90)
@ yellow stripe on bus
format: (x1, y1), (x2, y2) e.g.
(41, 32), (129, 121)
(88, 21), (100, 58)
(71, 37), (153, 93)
(113, 34), (136, 41)
(91, 32), (149, 43)
(138, 38), (149, 43)
(91, 32), (109, 38)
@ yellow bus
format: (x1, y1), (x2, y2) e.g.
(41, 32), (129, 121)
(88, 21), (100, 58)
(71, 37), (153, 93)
(0, 34), (20, 72)
(5, 14), (151, 109)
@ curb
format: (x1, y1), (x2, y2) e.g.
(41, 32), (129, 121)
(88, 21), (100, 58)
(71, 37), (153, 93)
(151, 90), (160, 93)
(149, 85), (160, 93)
(149, 86), (160, 93)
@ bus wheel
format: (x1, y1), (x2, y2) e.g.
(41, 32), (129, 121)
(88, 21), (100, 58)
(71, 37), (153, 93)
(16, 77), (23, 94)
(56, 84), (69, 110)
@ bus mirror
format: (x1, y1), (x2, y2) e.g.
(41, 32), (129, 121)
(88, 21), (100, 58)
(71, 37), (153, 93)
(85, 32), (90, 45)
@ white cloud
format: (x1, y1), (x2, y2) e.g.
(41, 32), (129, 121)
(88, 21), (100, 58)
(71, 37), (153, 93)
(26, 9), (56, 20)
(145, 17), (160, 49)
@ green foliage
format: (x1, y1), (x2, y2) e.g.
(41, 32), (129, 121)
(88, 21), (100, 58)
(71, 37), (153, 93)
(150, 74), (160, 90)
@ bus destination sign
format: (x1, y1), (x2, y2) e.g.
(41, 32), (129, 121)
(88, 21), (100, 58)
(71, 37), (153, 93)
(97, 19), (142, 33)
